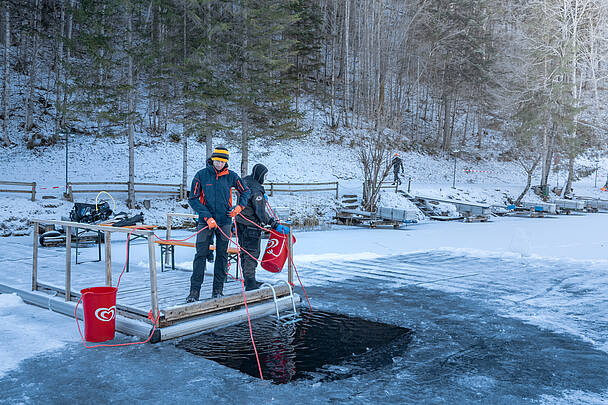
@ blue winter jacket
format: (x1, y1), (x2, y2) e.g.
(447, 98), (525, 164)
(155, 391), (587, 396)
(188, 159), (251, 226)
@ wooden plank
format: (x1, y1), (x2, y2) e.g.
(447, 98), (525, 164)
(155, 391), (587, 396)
(68, 181), (179, 187)
(0, 181), (35, 186)
(133, 190), (180, 194)
(69, 181), (127, 185)
(31, 219), (154, 236)
(71, 189), (128, 193)
(268, 182), (337, 186)
(72, 190), (180, 195)
(270, 188), (336, 193)
(36, 282), (151, 319)
(65, 226), (71, 302)
(32, 222), (38, 291)
(134, 182), (180, 187)
(167, 212), (198, 218)
(162, 284), (290, 322)
(0, 189), (32, 193)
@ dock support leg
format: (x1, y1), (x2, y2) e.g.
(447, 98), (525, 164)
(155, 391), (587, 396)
(165, 214), (172, 266)
(104, 231), (112, 286)
(65, 226), (71, 302)
(148, 235), (159, 322)
(32, 222), (38, 291)
(287, 227), (294, 286)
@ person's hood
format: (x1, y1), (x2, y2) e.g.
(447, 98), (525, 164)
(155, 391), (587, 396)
(251, 163), (268, 184)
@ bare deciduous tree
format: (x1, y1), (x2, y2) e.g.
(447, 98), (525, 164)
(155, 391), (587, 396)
(359, 128), (392, 212)
(2, 1), (10, 147)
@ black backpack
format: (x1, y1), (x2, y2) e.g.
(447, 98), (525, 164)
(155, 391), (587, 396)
(69, 202), (113, 224)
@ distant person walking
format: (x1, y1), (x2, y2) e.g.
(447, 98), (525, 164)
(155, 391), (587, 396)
(392, 153), (405, 185)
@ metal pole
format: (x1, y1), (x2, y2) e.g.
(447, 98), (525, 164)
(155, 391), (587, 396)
(65, 226), (71, 301)
(595, 161), (598, 188)
(148, 234), (159, 321)
(65, 130), (68, 193)
(452, 154), (457, 188)
(165, 214), (172, 266)
(408, 177), (411, 193)
(287, 226), (293, 286)
(32, 222), (38, 291)
(104, 231), (112, 286)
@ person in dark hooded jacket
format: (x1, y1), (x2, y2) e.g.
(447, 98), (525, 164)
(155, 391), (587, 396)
(186, 146), (250, 302)
(236, 163), (289, 290)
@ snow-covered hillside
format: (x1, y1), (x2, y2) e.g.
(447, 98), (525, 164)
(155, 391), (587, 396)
(2, 97), (608, 236)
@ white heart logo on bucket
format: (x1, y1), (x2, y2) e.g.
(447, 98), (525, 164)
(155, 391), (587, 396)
(266, 237), (284, 258)
(94, 306), (116, 322)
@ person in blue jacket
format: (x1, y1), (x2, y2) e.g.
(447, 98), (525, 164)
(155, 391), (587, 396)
(186, 146), (251, 302)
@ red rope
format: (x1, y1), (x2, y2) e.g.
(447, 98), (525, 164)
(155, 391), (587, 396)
(265, 200), (279, 220)
(153, 224), (209, 243)
(285, 240), (312, 311)
(75, 226), (161, 348)
(74, 297), (160, 348)
(233, 212), (312, 312)
(231, 219), (264, 380)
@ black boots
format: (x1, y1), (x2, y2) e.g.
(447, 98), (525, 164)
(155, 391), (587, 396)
(186, 289), (200, 303)
(245, 279), (263, 291)
(211, 290), (223, 299)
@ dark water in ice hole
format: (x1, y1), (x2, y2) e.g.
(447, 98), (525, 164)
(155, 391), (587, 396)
(176, 309), (413, 384)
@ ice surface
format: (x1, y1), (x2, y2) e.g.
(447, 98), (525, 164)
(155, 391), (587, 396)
(1, 213), (608, 403)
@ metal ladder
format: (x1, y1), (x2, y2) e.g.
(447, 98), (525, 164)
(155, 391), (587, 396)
(261, 280), (298, 321)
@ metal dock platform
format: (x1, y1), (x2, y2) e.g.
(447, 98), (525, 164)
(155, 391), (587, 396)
(0, 219), (300, 342)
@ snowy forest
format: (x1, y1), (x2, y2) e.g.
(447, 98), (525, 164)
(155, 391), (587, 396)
(2, 0), (608, 201)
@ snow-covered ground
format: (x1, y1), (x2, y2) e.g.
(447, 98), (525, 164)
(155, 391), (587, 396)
(1, 213), (607, 403)
(2, 94), (608, 236)
(2, 95), (608, 402)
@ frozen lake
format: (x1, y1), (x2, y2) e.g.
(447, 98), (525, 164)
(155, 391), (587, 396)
(1, 248), (607, 404)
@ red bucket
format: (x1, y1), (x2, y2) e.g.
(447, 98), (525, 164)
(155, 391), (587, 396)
(81, 286), (117, 342)
(261, 232), (296, 273)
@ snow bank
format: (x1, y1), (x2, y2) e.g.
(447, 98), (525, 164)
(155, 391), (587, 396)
(0, 293), (79, 378)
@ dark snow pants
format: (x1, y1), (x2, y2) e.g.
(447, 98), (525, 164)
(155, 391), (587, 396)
(191, 223), (231, 295)
(236, 222), (262, 283)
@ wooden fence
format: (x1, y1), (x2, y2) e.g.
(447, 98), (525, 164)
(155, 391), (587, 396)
(266, 181), (339, 199)
(66, 181), (184, 201)
(0, 181), (36, 201)
(2, 180), (340, 202)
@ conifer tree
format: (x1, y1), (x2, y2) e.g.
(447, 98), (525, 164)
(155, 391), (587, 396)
(66, 0), (126, 138)
(285, 0), (323, 120)
(224, 0), (305, 176)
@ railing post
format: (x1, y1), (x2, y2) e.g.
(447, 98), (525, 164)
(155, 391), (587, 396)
(31, 181), (36, 201)
(104, 231), (112, 286)
(65, 226), (72, 301)
(335, 181), (339, 199)
(165, 213), (172, 266)
(32, 221), (38, 291)
(148, 233), (159, 322)
(287, 226), (294, 286)
(408, 177), (411, 193)
(270, 183), (274, 197)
